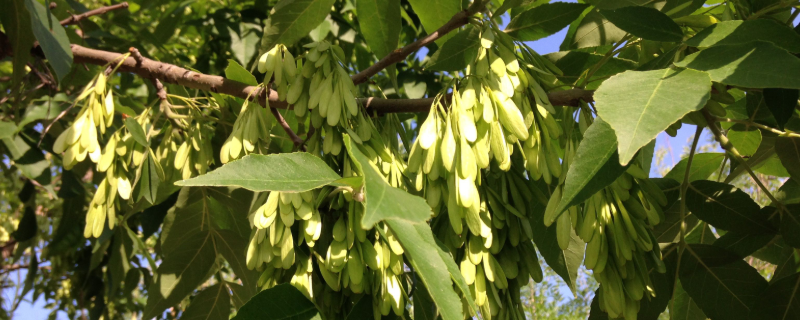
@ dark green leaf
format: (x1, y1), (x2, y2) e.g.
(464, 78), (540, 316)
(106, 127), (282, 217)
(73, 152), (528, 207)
(529, 186), (586, 293)
(124, 117), (149, 147)
(180, 283), (231, 320)
(357, 0), (401, 59)
(13, 207), (38, 242)
(679, 244), (769, 320)
(176, 153), (341, 192)
(232, 283), (321, 320)
(3, 135), (51, 184)
(0, 0), (34, 87)
(494, 0), (524, 16)
(686, 222), (716, 244)
(0, 122), (17, 140)
(342, 135), (432, 228)
(750, 273), (800, 319)
(505, 3), (590, 41)
(672, 281), (707, 320)
(685, 180), (776, 234)
(664, 152), (725, 183)
(587, 0), (651, 10)
(776, 136), (800, 180)
(599, 7), (683, 42)
(675, 41), (800, 89)
(637, 249), (678, 319)
(714, 231), (775, 258)
(47, 172), (86, 255)
(412, 282), (437, 320)
(215, 230), (259, 300)
(595, 68), (712, 165)
(259, 0), (338, 52)
(225, 59), (258, 86)
(143, 231), (216, 320)
(764, 88), (799, 130)
(555, 118), (627, 216)
(772, 245), (800, 282)
(545, 51), (636, 89)
(426, 25), (481, 72)
(406, 0), (461, 45)
(684, 20), (800, 53)
(780, 204), (800, 248)
(25, 0), (73, 82)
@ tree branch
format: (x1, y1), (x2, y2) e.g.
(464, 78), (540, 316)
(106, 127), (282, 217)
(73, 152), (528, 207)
(350, 0), (485, 85)
(60, 2), (130, 26)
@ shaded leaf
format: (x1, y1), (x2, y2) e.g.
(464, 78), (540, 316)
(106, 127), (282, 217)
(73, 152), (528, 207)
(599, 6), (683, 42)
(569, 10), (626, 49)
(664, 152), (725, 183)
(780, 204), (800, 248)
(25, 0), (73, 82)
(661, 0), (706, 18)
(776, 136), (800, 180)
(232, 283), (321, 320)
(685, 180), (775, 234)
(714, 231), (775, 258)
(555, 118), (627, 216)
(357, 0), (401, 60)
(505, 3), (590, 41)
(0, 0), (34, 86)
(594, 68), (711, 165)
(13, 207), (38, 242)
(685, 20), (800, 53)
(763, 88), (799, 130)
(727, 124), (762, 157)
(259, 0), (338, 52)
(675, 41), (800, 89)
(750, 272), (800, 319)
(180, 283), (231, 320)
(176, 153), (341, 192)
(672, 280), (707, 320)
(124, 117), (149, 147)
(679, 244), (769, 320)
(136, 152), (161, 204)
(426, 25), (480, 72)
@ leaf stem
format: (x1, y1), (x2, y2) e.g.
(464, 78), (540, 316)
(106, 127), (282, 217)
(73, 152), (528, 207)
(713, 116), (800, 138)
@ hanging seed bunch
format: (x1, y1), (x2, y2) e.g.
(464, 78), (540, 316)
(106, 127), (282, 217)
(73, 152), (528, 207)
(85, 112), (152, 238)
(258, 44), (297, 101)
(296, 41), (359, 129)
(172, 121), (214, 180)
(220, 95), (273, 164)
(544, 158), (667, 318)
(54, 74), (114, 169)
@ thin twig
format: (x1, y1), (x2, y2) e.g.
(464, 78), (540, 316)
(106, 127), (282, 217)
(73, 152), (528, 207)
(714, 116), (800, 138)
(59, 2), (130, 26)
(270, 107), (305, 150)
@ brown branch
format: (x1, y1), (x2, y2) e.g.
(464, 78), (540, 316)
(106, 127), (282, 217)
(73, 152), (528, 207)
(60, 2), (130, 26)
(350, 0), (485, 85)
(270, 107), (305, 149)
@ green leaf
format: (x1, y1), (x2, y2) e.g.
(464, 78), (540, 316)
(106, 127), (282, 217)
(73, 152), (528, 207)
(25, 0), (73, 82)
(664, 152), (725, 183)
(685, 180), (776, 234)
(13, 207), (37, 242)
(750, 272), (800, 319)
(661, 0), (706, 18)
(0, 0), (34, 87)
(143, 231), (217, 320)
(180, 283), (231, 320)
(0, 122), (17, 140)
(3, 136), (51, 184)
(595, 68), (712, 165)
(136, 152), (161, 204)
(176, 153), (341, 192)
(726, 135), (781, 183)
(232, 283), (321, 320)
(587, 0), (652, 10)
(505, 3), (590, 41)
(229, 25), (260, 67)
(426, 25), (481, 72)
(383, 219), (467, 320)
(776, 136), (800, 180)
(47, 171), (86, 256)
(599, 7), (683, 42)
(685, 20), (800, 53)
(764, 88), (799, 130)
(727, 124), (762, 157)
(554, 118), (627, 216)
(406, 0), (461, 45)
(675, 41), (800, 89)
(357, 0), (401, 59)
(637, 249), (678, 318)
(780, 204), (800, 248)
(124, 117), (149, 147)
(569, 10), (626, 49)
(342, 135), (432, 228)
(680, 244), (769, 319)
(215, 229), (259, 300)
(412, 282), (438, 320)
(545, 51), (636, 90)
(494, 0), (524, 16)
(259, 0), (337, 53)
(225, 59), (258, 86)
